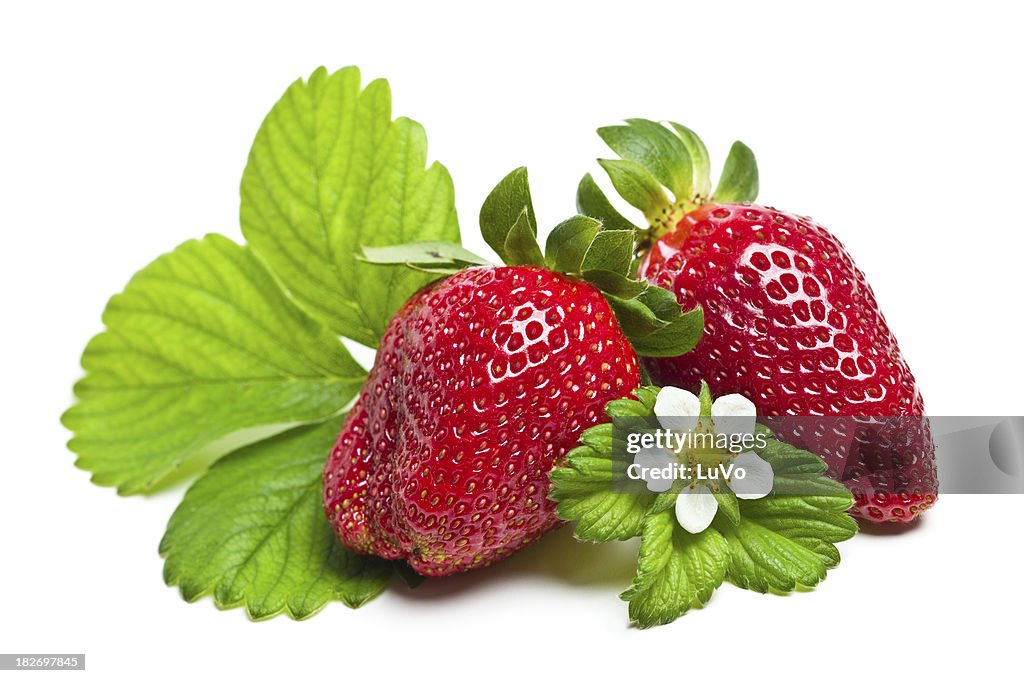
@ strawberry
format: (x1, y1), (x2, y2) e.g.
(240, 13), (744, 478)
(324, 266), (640, 575)
(323, 169), (701, 576)
(578, 121), (937, 523)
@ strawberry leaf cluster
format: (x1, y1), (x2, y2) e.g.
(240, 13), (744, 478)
(550, 387), (858, 628)
(63, 67), (454, 618)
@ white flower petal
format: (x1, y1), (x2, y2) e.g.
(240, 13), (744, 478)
(712, 393), (757, 441)
(729, 451), (775, 499)
(675, 485), (718, 533)
(654, 386), (701, 433)
(633, 447), (677, 493)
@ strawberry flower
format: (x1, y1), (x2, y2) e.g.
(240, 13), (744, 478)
(632, 385), (775, 534)
(632, 444), (678, 493)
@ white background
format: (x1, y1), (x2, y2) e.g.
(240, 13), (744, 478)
(2, 0), (1022, 680)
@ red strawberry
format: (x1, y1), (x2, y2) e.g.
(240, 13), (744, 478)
(323, 167), (699, 575)
(579, 121), (937, 523)
(324, 266), (641, 575)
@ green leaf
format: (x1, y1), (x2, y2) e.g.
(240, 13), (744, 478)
(545, 215), (602, 273)
(160, 419), (393, 619)
(576, 173), (638, 232)
(717, 430), (855, 592)
(580, 229), (635, 274)
(621, 510), (729, 628)
(714, 141), (759, 203)
(597, 158), (669, 223)
(549, 423), (654, 542)
(549, 388), (659, 542)
(549, 393), (670, 542)
(503, 208), (547, 267)
(716, 494), (856, 593)
(240, 66), (459, 348)
(62, 235), (366, 494)
(480, 166), (536, 263)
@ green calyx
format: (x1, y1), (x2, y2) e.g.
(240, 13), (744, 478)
(579, 119), (760, 243)
(359, 167), (704, 358)
(697, 380), (713, 417)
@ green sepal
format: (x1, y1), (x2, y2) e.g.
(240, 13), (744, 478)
(667, 122), (713, 199)
(580, 229), (635, 274)
(698, 381), (713, 416)
(479, 166), (536, 263)
(579, 270), (648, 299)
(603, 282), (703, 358)
(604, 385), (659, 418)
(545, 215), (602, 273)
(597, 158), (669, 223)
(576, 173), (640, 232)
(605, 295), (667, 338)
(636, 285), (681, 321)
(604, 283), (683, 337)
(625, 306), (704, 358)
(503, 208), (547, 267)
(599, 120), (694, 201)
(633, 386), (661, 410)
(712, 488), (741, 526)
(714, 141), (759, 203)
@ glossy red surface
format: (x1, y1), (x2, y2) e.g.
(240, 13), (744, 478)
(639, 203), (937, 522)
(324, 266), (641, 575)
